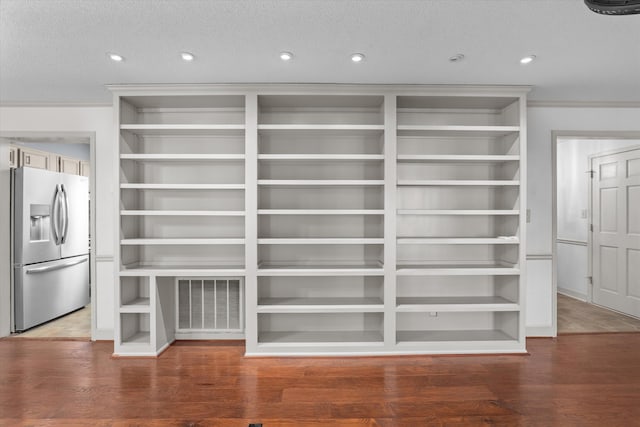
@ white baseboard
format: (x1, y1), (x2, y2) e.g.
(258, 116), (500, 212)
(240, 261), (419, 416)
(92, 328), (113, 341)
(558, 288), (588, 302)
(526, 325), (555, 337)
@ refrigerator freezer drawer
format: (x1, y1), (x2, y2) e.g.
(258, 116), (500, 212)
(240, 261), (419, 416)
(14, 255), (90, 331)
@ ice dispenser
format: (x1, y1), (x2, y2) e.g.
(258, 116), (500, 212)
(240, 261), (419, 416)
(30, 204), (50, 242)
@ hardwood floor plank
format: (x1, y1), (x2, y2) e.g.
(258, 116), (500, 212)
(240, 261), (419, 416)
(1, 334), (640, 425)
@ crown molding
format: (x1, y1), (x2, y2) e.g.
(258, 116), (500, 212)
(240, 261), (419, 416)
(528, 100), (640, 108)
(0, 102), (112, 108)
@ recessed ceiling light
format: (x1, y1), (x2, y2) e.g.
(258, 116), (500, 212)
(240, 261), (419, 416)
(351, 53), (365, 63)
(280, 51), (293, 61)
(108, 53), (124, 62)
(181, 52), (195, 61)
(449, 54), (465, 63)
(520, 55), (536, 64)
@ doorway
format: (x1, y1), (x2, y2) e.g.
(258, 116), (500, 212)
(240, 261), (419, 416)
(553, 133), (640, 333)
(0, 132), (96, 340)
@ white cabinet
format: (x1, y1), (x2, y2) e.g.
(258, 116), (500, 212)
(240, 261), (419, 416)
(111, 84), (528, 357)
(18, 146), (53, 170)
(9, 145), (18, 168)
(58, 155), (81, 175)
(80, 161), (90, 177)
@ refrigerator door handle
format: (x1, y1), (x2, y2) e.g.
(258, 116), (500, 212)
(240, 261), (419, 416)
(61, 184), (69, 244)
(51, 185), (61, 245)
(25, 257), (88, 274)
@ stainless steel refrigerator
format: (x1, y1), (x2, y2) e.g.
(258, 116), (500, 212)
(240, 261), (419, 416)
(12, 167), (90, 332)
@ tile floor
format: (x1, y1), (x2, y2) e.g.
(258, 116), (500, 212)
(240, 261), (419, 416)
(12, 305), (91, 338)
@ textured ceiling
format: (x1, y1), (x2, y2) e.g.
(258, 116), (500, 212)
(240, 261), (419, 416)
(1, 0), (639, 104)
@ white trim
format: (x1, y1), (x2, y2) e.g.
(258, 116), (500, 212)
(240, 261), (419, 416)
(528, 101), (640, 109)
(526, 326), (554, 337)
(0, 102), (112, 107)
(557, 288), (588, 302)
(526, 254), (553, 260)
(92, 328), (114, 341)
(556, 239), (588, 247)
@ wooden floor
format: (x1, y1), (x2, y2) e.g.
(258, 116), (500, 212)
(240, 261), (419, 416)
(12, 306), (91, 339)
(1, 335), (640, 426)
(558, 293), (640, 334)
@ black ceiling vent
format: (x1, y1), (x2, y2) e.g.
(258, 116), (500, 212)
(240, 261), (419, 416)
(584, 0), (640, 15)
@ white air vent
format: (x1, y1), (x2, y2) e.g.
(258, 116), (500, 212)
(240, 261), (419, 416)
(176, 278), (243, 332)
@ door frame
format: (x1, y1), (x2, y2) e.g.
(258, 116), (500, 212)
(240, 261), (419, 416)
(0, 131), (96, 339)
(551, 131), (640, 336)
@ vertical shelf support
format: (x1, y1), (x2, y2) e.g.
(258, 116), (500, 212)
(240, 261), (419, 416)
(384, 94), (397, 348)
(245, 93), (259, 353)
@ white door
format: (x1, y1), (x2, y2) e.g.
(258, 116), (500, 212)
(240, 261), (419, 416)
(591, 147), (640, 317)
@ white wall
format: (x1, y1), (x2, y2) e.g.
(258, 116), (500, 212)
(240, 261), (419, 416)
(556, 138), (640, 300)
(0, 106), (115, 338)
(526, 106), (640, 335)
(1, 102), (639, 340)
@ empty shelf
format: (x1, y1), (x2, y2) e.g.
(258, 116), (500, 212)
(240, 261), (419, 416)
(258, 124), (384, 131)
(120, 183), (245, 190)
(397, 237), (519, 245)
(120, 238), (245, 245)
(120, 264), (245, 276)
(258, 238), (384, 245)
(397, 155), (519, 163)
(258, 331), (384, 346)
(397, 210), (519, 216)
(121, 210), (245, 216)
(120, 298), (151, 313)
(258, 209), (384, 215)
(257, 262), (385, 276)
(258, 154), (384, 161)
(397, 180), (520, 186)
(258, 180), (384, 186)
(120, 154), (245, 160)
(396, 296), (518, 312)
(120, 331), (151, 345)
(257, 297), (384, 313)
(396, 330), (516, 343)
(397, 125), (520, 137)
(120, 124), (245, 135)
(396, 263), (520, 276)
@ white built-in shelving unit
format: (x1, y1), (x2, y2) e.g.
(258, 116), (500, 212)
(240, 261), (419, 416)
(111, 85), (527, 357)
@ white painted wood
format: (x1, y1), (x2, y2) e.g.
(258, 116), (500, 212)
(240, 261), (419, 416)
(121, 124), (245, 134)
(258, 180), (384, 186)
(591, 147), (640, 317)
(121, 153), (245, 160)
(258, 124), (384, 131)
(397, 209), (519, 215)
(120, 183), (245, 190)
(397, 125), (519, 137)
(258, 209), (384, 215)
(120, 238), (245, 245)
(384, 94), (397, 349)
(58, 155), (81, 174)
(258, 238), (384, 245)
(397, 155), (519, 162)
(397, 180), (520, 186)
(18, 146), (50, 170)
(258, 154), (383, 160)
(121, 210), (245, 216)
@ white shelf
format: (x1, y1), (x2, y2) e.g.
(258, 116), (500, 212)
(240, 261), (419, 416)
(120, 265), (245, 276)
(121, 210), (245, 216)
(258, 180), (384, 186)
(396, 330), (516, 343)
(258, 238), (384, 245)
(257, 297), (384, 313)
(397, 125), (520, 137)
(396, 264), (520, 276)
(120, 331), (151, 345)
(396, 296), (518, 312)
(397, 237), (519, 245)
(258, 124), (384, 131)
(258, 331), (384, 346)
(258, 209), (384, 215)
(120, 124), (245, 135)
(257, 262), (385, 276)
(120, 183), (245, 190)
(397, 155), (519, 163)
(121, 154), (245, 160)
(120, 297), (151, 313)
(397, 180), (520, 187)
(120, 238), (245, 245)
(397, 210), (519, 216)
(258, 154), (384, 161)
